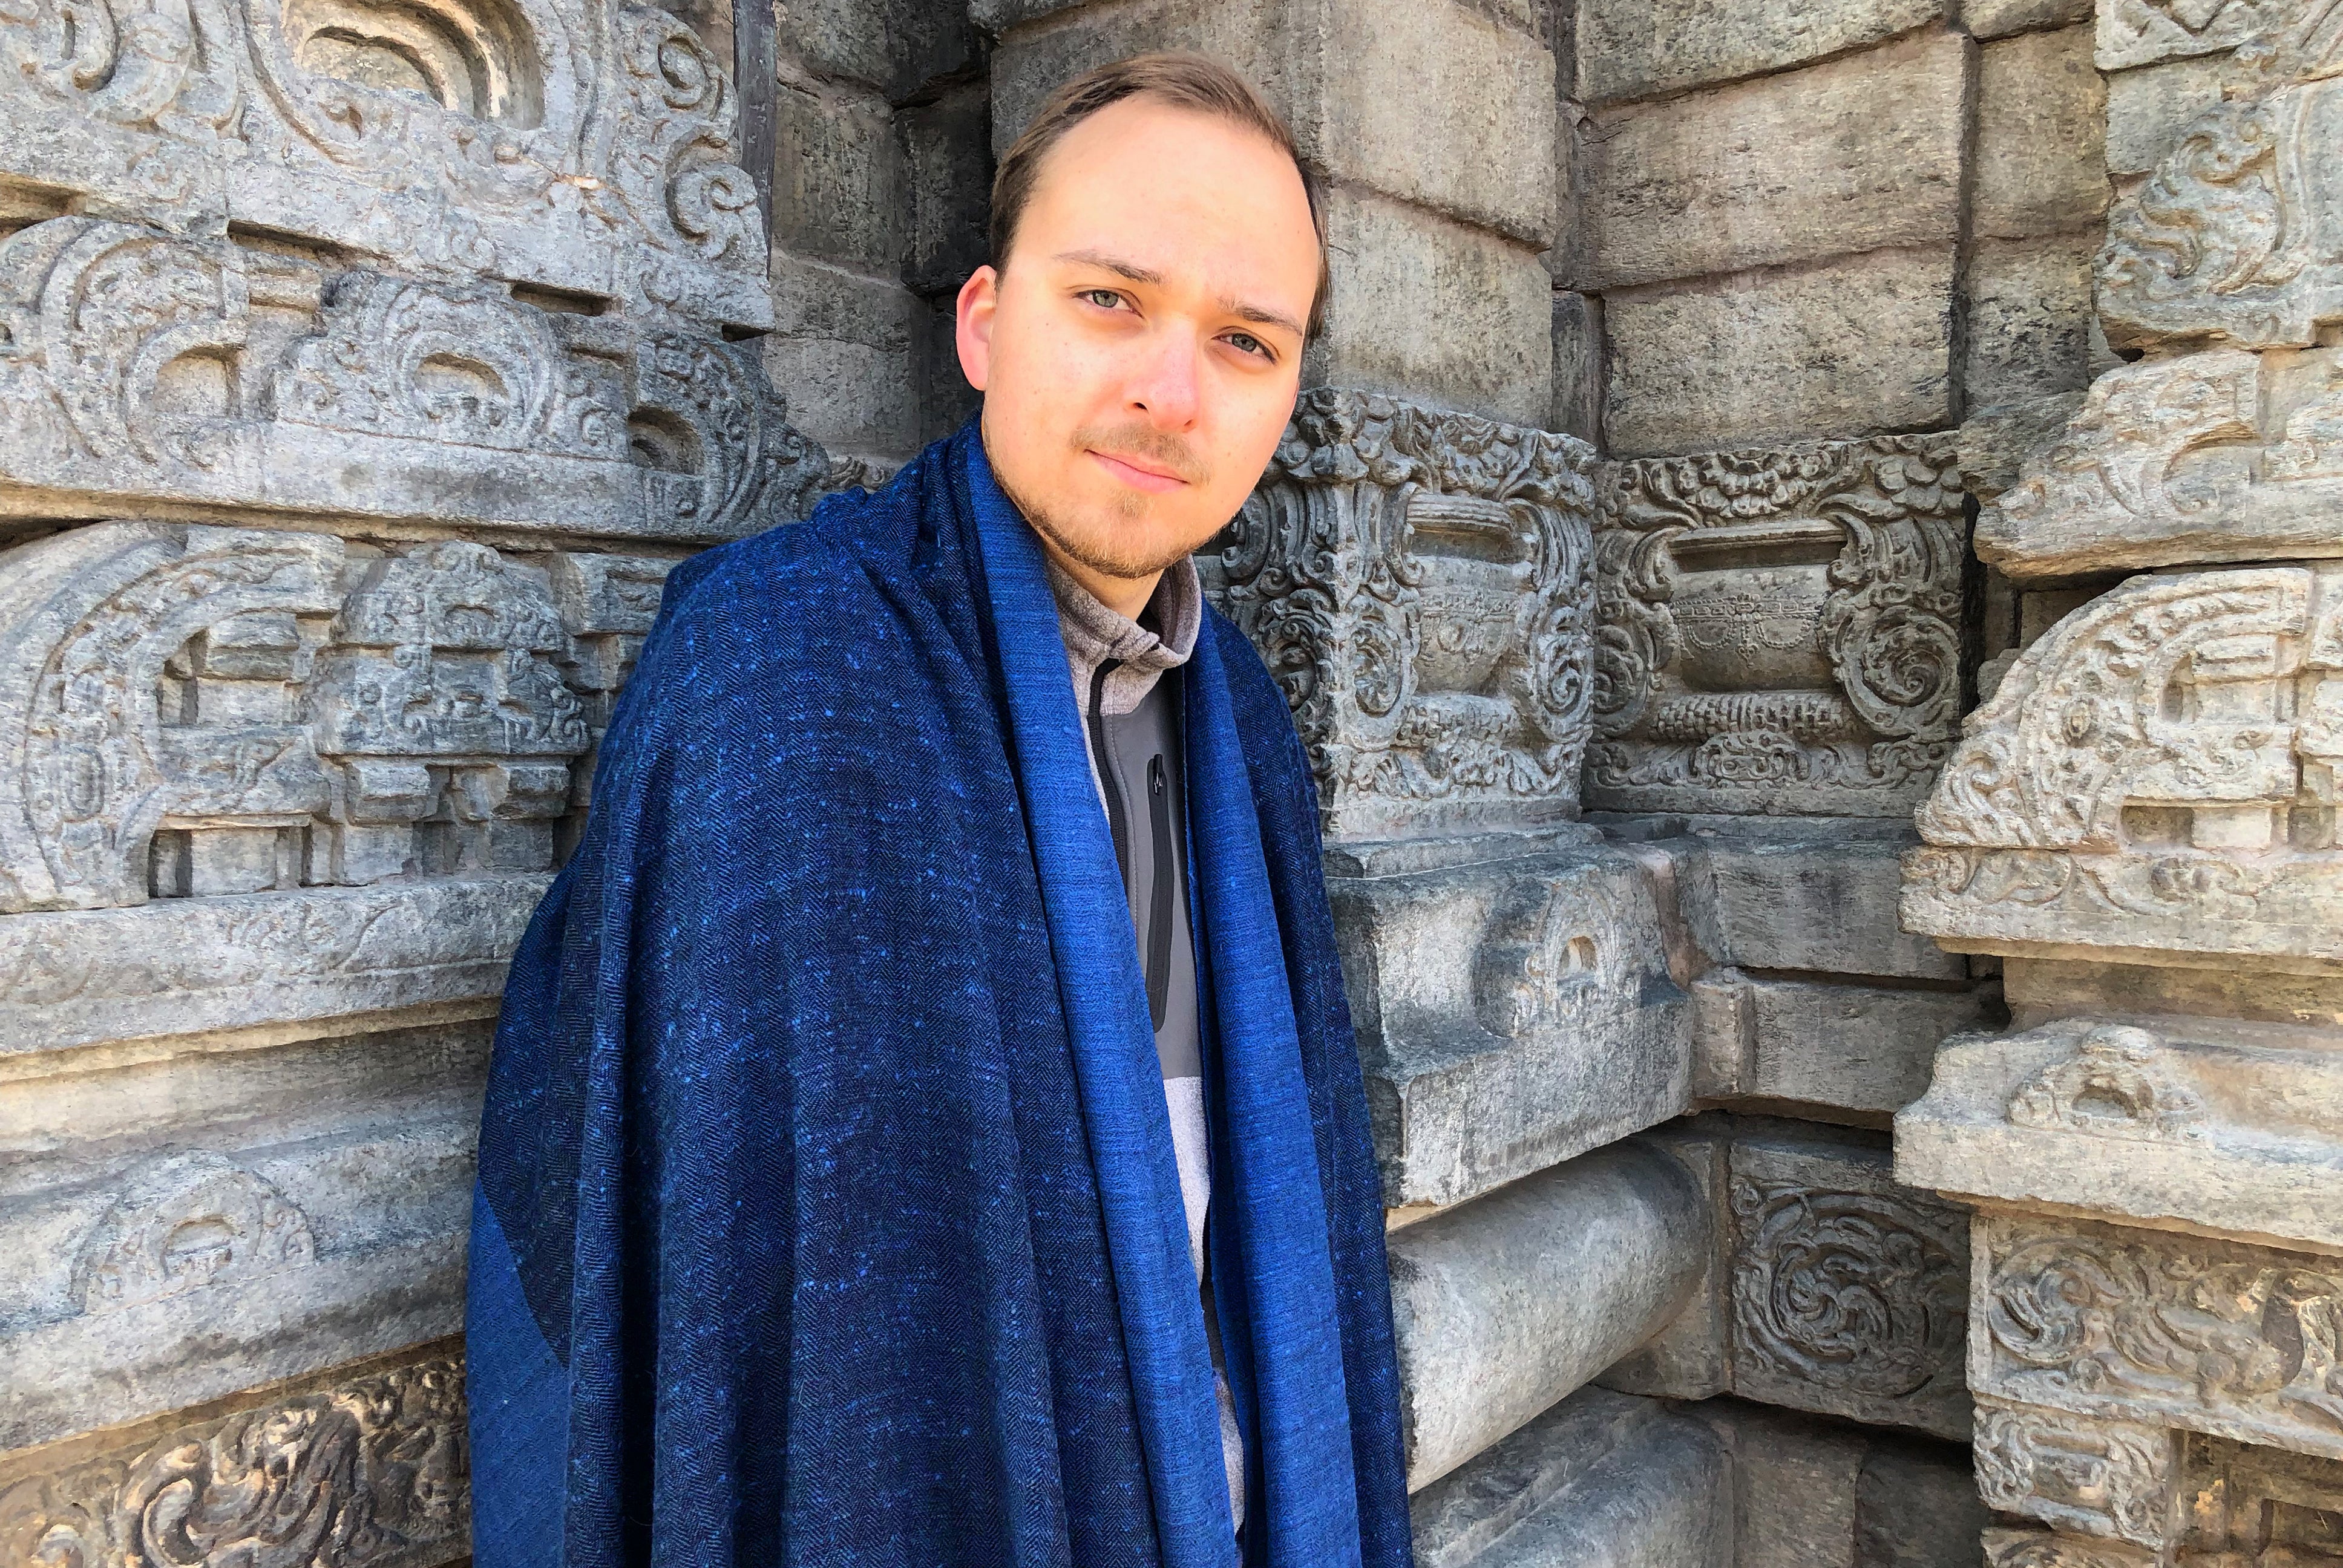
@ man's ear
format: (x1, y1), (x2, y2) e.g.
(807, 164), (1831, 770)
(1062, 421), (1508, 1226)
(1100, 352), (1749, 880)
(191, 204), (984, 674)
(955, 266), (998, 393)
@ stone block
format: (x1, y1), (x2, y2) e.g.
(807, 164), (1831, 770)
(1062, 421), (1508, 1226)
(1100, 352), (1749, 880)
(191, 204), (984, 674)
(1964, 236), (2099, 410)
(771, 82), (906, 276)
(1694, 970), (1990, 1116)
(1974, 27), (2111, 241)
(1897, 1013), (2343, 1250)
(1963, 0), (2092, 38)
(1458, 1411), (1731, 1566)
(785, 0), (976, 100)
(1587, 433), (1969, 819)
(1971, 1399), (2185, 1550)
(902, 81), (994, 297)
(990, 0), (1555, 245)
(0, 1342), (468, 1568)
(0, 223), (829, 538)
(1215, 390), (1598, 843)
(1604, 1123), (1973, 1440)
(1329, 840), (1692, 1209)
(0, 1019), (485, 1448)
(1389, 1142), (1710, 1489)
(2094, 0), (2325, 71)
(1908, 564), (2343, 969)
(1579, 30), (1968, 292)
(1309, 189), (1555, 427)
(2097, 78), (2343, 353)
(1602, 249), (1956, 458)
(1551, 292), (1603, 446)
(1678, 830), (1973, 984)
(1972, 1211), (2343, 1462)
(2103, 56), (2233, 175)
(1957, 393), (2090, 508)
(765, 254), (926, 459)
(2001, 955), (2343, 1031)
(1976, 347), (2343, 579)
(1854, 1431), (1991, 1567)
(1575, 0), (1942, 105)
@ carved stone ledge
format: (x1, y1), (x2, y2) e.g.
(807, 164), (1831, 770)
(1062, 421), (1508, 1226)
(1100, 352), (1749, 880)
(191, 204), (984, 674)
(1603, 1126), (1973, 1441)
(1585, 433), (1968, 818)
(1981, 1527), (2160, 1568)
(1976, 1399), (2184, 1552)
(1210, 388), (1599, 843)
(0, 221), (828, 536)
(1327, 837), (1691, 1210)
(1976, 1212), (2343, 1462)
(0, 0), (768, 331)
(0, 1344), (468, 1568)
(1904, 563), (2343, 968)
(1977, 348), (2343, 580)
(2096, 0), (2343, 73)
(1898, 1015), (2343, 1252)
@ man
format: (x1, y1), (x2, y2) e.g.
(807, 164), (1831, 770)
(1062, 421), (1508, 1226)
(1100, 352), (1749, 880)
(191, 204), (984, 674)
(467, 53), (1412, 1568)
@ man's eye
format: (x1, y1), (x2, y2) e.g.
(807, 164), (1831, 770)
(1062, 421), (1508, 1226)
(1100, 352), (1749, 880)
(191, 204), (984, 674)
(1080, 289), (1127, 310)
(1225, 332), (1271, 360)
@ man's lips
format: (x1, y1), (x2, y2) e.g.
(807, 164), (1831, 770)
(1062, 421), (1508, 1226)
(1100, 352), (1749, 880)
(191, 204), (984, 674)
(1088, 448), (1191, 494)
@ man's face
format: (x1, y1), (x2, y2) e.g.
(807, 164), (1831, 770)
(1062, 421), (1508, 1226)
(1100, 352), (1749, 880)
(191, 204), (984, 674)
(955, 96), (1320, 586)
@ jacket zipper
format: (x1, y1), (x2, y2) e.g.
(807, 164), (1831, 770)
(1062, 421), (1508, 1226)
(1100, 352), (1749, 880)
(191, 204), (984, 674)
(1146, 754), (1173, 1030)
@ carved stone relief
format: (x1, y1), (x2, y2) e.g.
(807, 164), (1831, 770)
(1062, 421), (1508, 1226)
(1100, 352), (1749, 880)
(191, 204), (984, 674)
(2094, 0), (2339, 71)
(1977, 1214), (2343, 1461)
(1904, 563), (2343, 965)
(1586, 434), (1968, 817)
(0, 0), (768, 330)
(0, 1349), (467, 1568)
(1213, 387), (1599, 842)
(0, 519), (675, 1052)
(1973, 1399), (2183, 1549)
(0, 220), (828, 536)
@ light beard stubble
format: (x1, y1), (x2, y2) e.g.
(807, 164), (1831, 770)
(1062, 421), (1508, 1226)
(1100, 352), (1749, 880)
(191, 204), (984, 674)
(998, 425), (1216, 581)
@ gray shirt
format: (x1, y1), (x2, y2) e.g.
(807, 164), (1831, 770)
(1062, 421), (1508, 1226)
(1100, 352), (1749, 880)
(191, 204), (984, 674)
(1046, 554), (1245, 1530)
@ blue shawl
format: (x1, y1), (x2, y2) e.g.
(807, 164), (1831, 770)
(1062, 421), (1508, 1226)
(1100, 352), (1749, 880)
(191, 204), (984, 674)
(466, 422), (1413, 1568)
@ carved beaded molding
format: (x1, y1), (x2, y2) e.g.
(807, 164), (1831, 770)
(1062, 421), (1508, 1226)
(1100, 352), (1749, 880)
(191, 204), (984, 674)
(1211, 388), (1599, 842)
(1904, 563), (2343, 965)
(1587, 433), (1968, 818)
(0, 1351), (468, 1568)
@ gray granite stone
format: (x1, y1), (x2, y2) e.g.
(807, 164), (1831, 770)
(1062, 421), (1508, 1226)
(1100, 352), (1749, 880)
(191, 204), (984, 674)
(1964, 235), (2100, 410)
(1974, 27), (2111, 241)
(1694, 970), (1990, 1116)
(1575, 0), (1943, 105)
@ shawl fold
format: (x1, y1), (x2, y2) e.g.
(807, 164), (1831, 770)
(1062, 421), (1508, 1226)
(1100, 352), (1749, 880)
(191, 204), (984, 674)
(467, 423), (1413, 1568)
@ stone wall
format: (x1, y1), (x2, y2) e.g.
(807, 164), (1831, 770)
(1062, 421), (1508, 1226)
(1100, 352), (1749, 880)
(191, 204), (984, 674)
(4, 1), (2330, 1566)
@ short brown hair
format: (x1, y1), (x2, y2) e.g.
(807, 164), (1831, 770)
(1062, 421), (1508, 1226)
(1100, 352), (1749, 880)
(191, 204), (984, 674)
(989, 51), (1331, 339)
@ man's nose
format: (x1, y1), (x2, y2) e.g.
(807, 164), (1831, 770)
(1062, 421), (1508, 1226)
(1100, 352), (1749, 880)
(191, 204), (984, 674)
(1124, 327), (1201, 431)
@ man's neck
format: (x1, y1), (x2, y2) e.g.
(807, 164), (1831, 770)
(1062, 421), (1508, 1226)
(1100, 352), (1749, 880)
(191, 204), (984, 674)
(1034, 533), (1162, 621)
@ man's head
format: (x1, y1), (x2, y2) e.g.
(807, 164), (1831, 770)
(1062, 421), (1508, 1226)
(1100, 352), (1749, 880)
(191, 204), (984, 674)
(955, 53), (1326, 615)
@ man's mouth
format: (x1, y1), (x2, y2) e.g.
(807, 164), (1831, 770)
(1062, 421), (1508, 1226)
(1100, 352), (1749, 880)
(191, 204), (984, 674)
(1088, 448), (1192, 494)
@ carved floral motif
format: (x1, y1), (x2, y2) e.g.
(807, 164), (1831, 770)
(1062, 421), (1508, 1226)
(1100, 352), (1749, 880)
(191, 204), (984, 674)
(1981, 1217), (2343, 1459)
(71, 1151), (317, 1315)
(2006, 1024), (2207, 1144)
(0, 1353), (467, 1568)
(1587, 434), (1967, 816)
(1973, 1402), (2180, 1547)
(1214, 388), (1598, 840)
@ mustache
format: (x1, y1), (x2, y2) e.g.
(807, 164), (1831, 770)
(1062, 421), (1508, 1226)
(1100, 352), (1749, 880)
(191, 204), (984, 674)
(1072, 424), (1208, 485)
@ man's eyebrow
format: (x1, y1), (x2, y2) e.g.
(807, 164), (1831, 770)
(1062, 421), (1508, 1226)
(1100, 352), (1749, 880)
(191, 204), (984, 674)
(1054, 248), (1306, 341)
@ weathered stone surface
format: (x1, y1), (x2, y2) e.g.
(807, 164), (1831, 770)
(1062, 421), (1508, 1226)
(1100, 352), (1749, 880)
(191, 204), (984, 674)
(901, 81), (993, 297)
(1214, 389), (1598, 843)
(1661, 825), (1973, 984)
(1976, 348), (2343, 577)
(1958, 393), (2092, 507)
(1981, 1526), (2159, 1566)
(0, 1019), (483, 1448)
(1587, 434), (1968, 818)
(1550, 292), (1602, 448)
(770, 81), (906, 276)
(1898, 1014), (2343, 1250)
(2103, 54), (2236, 175)
(1311, 189), (1555, 427)
(2002, 953), (2343, 1030)
(2094, 0), (2343, 71)
(2097, 77), (2343, 353)
(990, 0), (1554, 244)
(1975, 27), (2111, 241)
(1964, 0), (2092, 39)
(1907, 564), (2343, 969)
(0, 1342), (468, 1568)
(1605, 1123), (1973, 1440)
(0, 0), (771, 330)
(1389, 1142), (1709, 1489)
(1602, 248), (1956, 457)
(2178, 1432), (2343, 1562)
(1964, 237), (2100, 410)
(785, 0), (975, 100)
(1693, 970), (1989, 1115)
(1574, 0), (1942, 106)
(1579, 31), (1968, 292)
(1974, 1212), (2343, 1460)
(1330, 841), (1693, 1209)
(0, 223), (828, 536)
(1410, 1387), (1728, 1566)
(1971, 1399), (2184, 1549)
(765, 251), (926, 461)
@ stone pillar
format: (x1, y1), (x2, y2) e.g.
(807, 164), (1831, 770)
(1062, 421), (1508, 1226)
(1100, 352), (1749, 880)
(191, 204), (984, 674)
(1896, 4), (2343, 1563)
